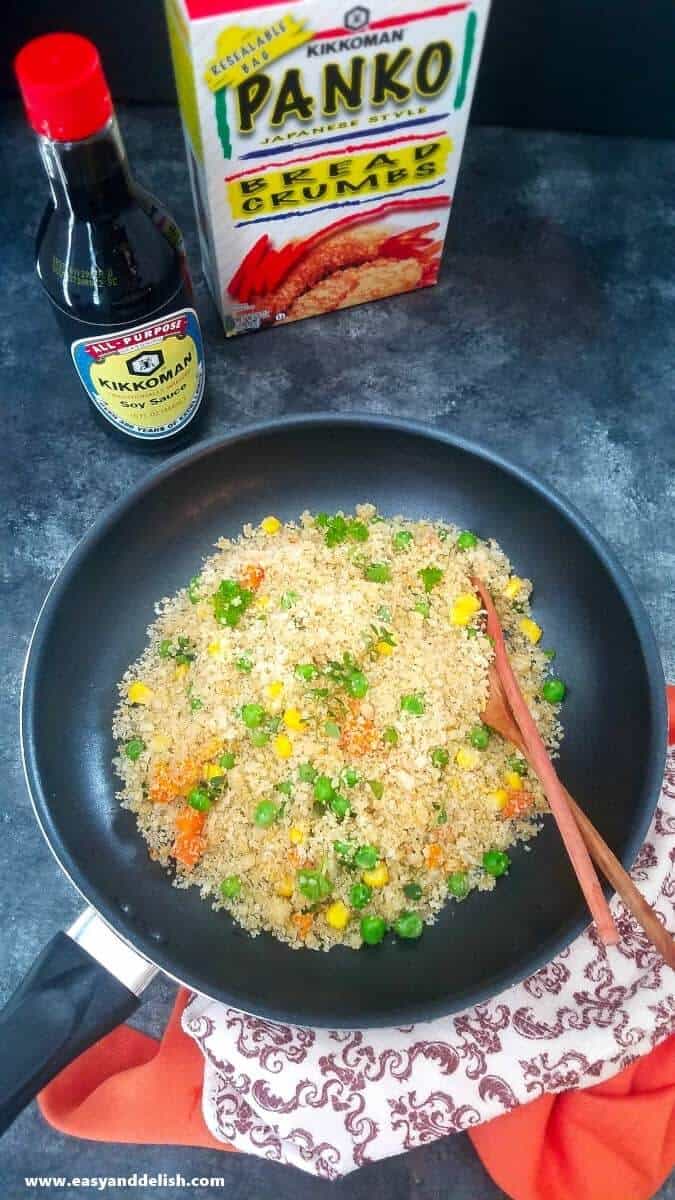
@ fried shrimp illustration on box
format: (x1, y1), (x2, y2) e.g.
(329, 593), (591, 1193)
(227, 202), (447, 323)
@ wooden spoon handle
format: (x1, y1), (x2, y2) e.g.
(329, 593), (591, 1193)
(561, 787), (675, 969)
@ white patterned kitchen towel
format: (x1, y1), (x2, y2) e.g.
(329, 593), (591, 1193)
(182, 749), (674, 1179)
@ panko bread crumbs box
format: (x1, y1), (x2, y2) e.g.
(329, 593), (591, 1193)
(165, 0), (490, 334)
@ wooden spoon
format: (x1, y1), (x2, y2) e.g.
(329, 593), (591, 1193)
(483, 665), (675, 969)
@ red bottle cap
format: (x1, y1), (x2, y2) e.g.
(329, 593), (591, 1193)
(14, 33), (113, 142)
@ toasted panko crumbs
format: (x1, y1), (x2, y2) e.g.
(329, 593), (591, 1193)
(113, 507), (561, 951)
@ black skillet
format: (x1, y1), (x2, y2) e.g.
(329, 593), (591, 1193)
(0, 416), (667, 1135)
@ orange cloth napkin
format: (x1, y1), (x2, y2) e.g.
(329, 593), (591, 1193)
(38, 995), (674, 1199)
(38, 686), (675, 1198)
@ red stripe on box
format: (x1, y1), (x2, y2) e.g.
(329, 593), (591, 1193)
(313, 3), (469, 38)
(186, 0), (469, 30)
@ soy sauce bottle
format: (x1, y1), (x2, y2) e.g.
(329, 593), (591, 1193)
(15, 33), (206, 449)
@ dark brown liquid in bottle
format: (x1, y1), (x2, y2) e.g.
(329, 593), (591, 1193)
(36, 117), (205, 449)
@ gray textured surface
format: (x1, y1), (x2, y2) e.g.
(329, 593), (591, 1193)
(0, 102), (673, 1198)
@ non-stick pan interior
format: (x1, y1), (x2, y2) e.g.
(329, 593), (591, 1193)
(22, 418), (666, 1025)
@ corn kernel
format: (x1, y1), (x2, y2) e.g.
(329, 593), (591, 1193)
(326, 900), (350, 930)
(504, 577), (524, 600)
(273, 733), (293, 759)
(519, 617), (542, 644)
(128, 681), (153, 704)
(283, 707), (306, 732)
(504, 771), (523, 791)
(276, 875), (294, 898)
(261, 515), (282, 535)
(203, 762), (223, 781)
(455, 746), (480, 770)
(363, 863), (389, 888)
(207, 641), (222, 657)
(174, 663), (189, 680)
(289, 827), (304, 845)
(375, 640), (394, 657)
(256, 594), (271, 609)
(265, 680), (284, 700)
(450, 594), (481, 626)
(487, 788), (509, 812)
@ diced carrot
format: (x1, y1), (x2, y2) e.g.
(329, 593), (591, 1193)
(291, 912), (314, 939)
(425, 843), (443, 869)
(240, 564), (265, 591)
(149, 739), (220, 805)
(172, 833), (207, 869)
(339, 702), (376, 757)
(503, 790), (533, 820)
(175, 807), (206, 837)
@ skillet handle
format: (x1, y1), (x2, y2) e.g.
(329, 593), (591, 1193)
(0, 908), (157, 1135)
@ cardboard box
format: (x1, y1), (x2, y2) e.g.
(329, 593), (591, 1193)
(166, 0), (490, 334)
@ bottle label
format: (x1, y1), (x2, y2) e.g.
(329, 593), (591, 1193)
(71, 307), (204, 439)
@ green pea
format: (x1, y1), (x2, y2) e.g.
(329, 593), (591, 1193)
(241, 703), (265, 728)
(483, 849), (511, 877)
(190, 697), (203, 712)
(314, 775), (334, 804)
(393, 911), (423, 940)
(295, 663), (318, 681)
(219, 751), (236, 770)
(324, 721), (341, 739)
(330, 793), (350, 821)
(158, 639), (173, 659)
(298, 762), (318, 783)
(188, 787), (210, 812)
(280, 591), (298, 610)
(124, 737), (145, 762)
(275, 780), (294, 796)
(400, 693), (425, 716)
(350, 882), (372, 909)
(393, 530), (413, 551)
(364, 562), (391, 583)
(360, 915), (387, 945)
(543, 648), (557, 660)
(431, 747), (449, 768)
(346, 669), (369, 699)
(383, 726), (399, 745)
(221, 875), (241, 899)
(297, 868), (332, 901)
(414, 599), (431, 618)
(343, 767), (360, 788)
(250, 728), (270, 748)
(355, 844), (379, 870)
(188, 575), (201, 604)
(506, 754), (527, 776)
(542, 678), (566, 703)
(419, 566), (444, 593)
(254, 799), (278, 827)
(236, 654), (253, 673)
(403, 882), (423, 900)
(457, 530), (478, 550)
(447, 871), (470, 898)
(469, 724), (490, 749)
(368, 779), (384, 800)
(436, 807), (448, 825)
